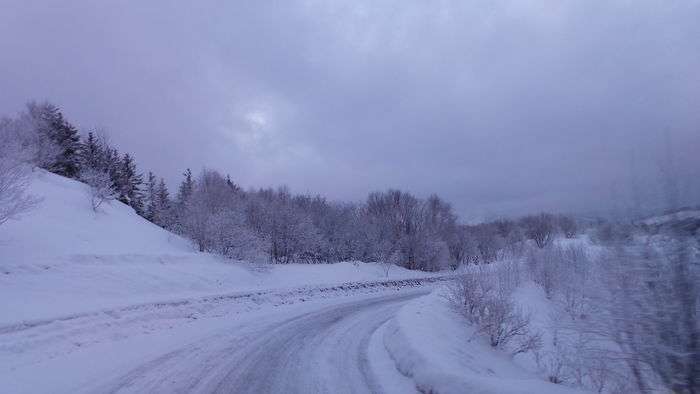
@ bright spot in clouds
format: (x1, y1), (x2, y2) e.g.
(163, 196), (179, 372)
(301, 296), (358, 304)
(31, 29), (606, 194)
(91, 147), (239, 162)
(246, 111), (268, 130)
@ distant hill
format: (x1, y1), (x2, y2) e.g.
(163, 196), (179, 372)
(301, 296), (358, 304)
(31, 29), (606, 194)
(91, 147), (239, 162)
(639, 208), (700, 236)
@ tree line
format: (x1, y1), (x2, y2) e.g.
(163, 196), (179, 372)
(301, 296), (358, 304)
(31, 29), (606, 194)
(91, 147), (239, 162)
(0, 101), (579, 270)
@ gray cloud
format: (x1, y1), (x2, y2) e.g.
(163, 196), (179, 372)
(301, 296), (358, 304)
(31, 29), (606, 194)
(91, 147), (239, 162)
(1, 0), (698, 219)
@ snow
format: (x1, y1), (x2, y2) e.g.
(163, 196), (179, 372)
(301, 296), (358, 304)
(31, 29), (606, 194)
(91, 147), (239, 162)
(0, 287), (432, 394)
(367, 320), (418, 394)
(0, 170), (191, 258)
(383, 287), (581, 394)
(2, 170), (562, 393)
(510, 281), (559, 371)
(0, 171), (439, 326)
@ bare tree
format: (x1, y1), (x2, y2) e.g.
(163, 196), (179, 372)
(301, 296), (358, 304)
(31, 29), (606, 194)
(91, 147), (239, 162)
(466, 223), (503, 263)
(479, 291), (540, 352)
(525, 244), (591, 308)
(521, 213), (555, 248)
(81, 167), (115, 212)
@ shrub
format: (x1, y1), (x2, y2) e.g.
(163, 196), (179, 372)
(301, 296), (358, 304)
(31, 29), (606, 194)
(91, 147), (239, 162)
(449, 268), (541, 355)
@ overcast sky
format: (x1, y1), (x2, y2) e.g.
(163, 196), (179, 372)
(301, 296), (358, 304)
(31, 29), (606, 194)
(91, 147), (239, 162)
(1, 1), (698, 220)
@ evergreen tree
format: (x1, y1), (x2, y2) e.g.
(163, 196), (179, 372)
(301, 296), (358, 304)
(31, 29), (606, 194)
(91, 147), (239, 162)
(79, 132), (105, 172)
(27, 102), (81, 178)
(145, 171), (158, 222)
(177, 168), (194, 206)
(116, 153), (144, 215)
(106, 147), (121, 190)
(155, 178), (171, 227)
(171, 168), (195, 232)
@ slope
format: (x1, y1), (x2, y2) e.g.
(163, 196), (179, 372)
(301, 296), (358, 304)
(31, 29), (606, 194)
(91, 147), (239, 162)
(0, 171), (432, 325)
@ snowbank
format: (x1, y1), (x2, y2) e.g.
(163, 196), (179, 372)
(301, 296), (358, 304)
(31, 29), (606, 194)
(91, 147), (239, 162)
(0, 171), (441, 325)
(383, 288), (579, 394)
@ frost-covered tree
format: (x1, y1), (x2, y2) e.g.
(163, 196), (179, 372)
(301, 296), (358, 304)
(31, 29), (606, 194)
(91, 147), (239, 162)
(362, 190), (454, 271)
(81, 167), (115, 212)
(0, 119), (41, 225)
(209, 210), (266, 262)
(1, 106), (60, 170)
(144, 171), (158, 222)
(177, 169), (265, 258)
(176, 168), (194, 207)
(248, 186), (323, 263)
(465, 223), (504, 263)
(115, 153), (144, 215)
(153, 178), (171, 227)
(521, 213), (555, 248)
(26, 101), (81, 178)
(79, 131), (111, 173)
(78, 131), (119, 204)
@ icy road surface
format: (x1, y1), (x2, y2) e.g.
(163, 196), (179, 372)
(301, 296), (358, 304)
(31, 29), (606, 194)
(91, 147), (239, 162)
(95, 292), (425, 394)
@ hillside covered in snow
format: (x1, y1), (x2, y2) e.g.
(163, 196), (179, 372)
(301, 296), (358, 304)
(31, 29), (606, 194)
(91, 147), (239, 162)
(0, 171), (434, 326)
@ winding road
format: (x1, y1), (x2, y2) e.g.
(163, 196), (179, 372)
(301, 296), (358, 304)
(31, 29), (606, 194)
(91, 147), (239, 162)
(97, 291), (426, 394)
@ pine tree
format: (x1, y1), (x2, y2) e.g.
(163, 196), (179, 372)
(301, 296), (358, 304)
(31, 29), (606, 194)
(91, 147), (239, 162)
(171, 168), (195, 233)
(79, 132), (105, 172)
(155, 178), (171, 227)
(177, 168), (194, 206)
(145, 171), (158, 222)
(27, 102), (81, 178)
(116, 153), (144, 215)
(106, 147), (121, 190)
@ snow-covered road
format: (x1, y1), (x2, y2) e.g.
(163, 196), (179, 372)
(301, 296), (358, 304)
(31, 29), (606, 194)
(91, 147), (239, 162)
(91, 292), (425, 394)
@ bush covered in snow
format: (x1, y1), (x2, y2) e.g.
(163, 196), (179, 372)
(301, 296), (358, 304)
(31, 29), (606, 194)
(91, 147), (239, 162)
(448, 265), (542, 355)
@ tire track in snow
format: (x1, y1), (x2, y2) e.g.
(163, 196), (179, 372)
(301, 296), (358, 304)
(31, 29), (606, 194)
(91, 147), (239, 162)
(99, 292), (425, 394)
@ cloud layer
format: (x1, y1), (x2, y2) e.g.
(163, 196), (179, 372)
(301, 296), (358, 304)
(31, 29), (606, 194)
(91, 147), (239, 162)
(2, 1), (698, 219)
